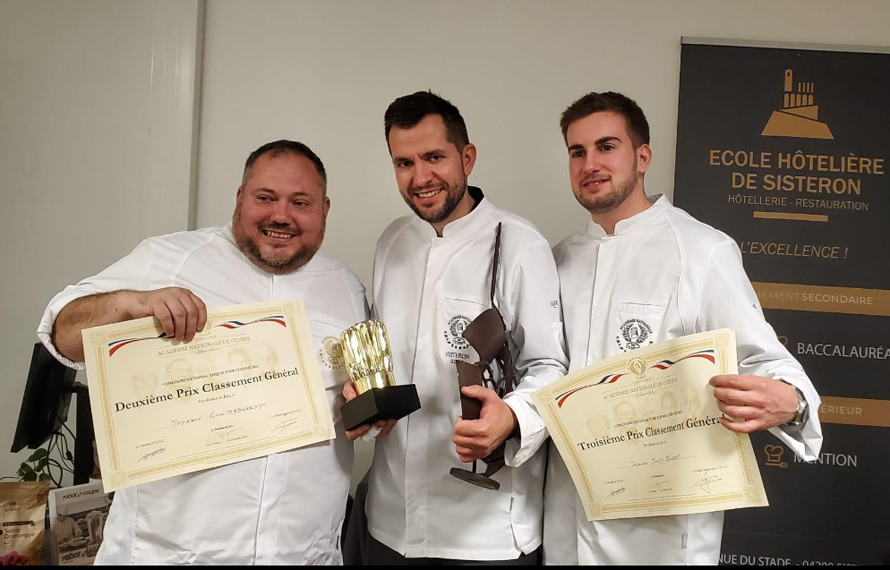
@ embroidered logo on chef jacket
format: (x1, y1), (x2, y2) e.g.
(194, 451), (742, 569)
(616, 318), (654, 352)
(318, 336), (345, 369)
(444, 315), (472, 350)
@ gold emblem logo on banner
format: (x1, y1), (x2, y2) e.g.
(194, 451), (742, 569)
(762, 68), (834, 140)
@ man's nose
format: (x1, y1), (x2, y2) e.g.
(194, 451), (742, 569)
(413, 161), (433, 187)
(583, 153), (601, 174)
(270, 200), (291, 223)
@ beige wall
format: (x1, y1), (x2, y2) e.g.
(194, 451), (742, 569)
(0, 0), (202, 480)
(196, 0), (890, 290)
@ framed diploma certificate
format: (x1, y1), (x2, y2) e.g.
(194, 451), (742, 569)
(82, 300), (335, 492)
(532, 328), (767, 521)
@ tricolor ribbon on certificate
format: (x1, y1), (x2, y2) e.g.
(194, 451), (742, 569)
(83, 300), (334, 492)
(532, 328), (767, 521)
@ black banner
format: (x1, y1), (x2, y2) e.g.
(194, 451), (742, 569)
(673, 40), (890, 565)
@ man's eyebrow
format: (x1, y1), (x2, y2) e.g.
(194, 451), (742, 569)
(254, 187), (314, 198)
(595, 136), (621, 146)
(392, 148), (449, 163)
(567, 144), (584, 153)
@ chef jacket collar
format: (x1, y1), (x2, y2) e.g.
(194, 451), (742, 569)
(585, 193), (670, 238)
(437, 186), (495, 239)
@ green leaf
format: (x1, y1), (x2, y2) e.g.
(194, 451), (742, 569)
(18, 464), (36, 478)
(35, 458), (49, 471)
(16, 467), (25, 477)
(38, 473), (51, 481)
(28, 448), (48, 461)
(21, 471), (36, 481)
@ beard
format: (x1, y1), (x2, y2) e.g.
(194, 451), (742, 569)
(576, 159), (639, 215)
(403, 178), (467, 225)
(232, 205), (324, 274)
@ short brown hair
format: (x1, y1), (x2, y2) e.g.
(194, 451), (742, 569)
(242, 140), (327, 194)
(560, 92), (650, 148)
(384, 90), (469, 151)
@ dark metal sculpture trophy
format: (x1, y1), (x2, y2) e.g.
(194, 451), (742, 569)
(450, 223), (515, 491)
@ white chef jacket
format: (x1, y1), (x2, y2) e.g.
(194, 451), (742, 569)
(367, 188), (568, 560)
(546, 195), (823, 565)
(36, 224), (368, 565)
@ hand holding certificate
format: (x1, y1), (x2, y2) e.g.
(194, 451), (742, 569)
(82, 300), (335, 492)
(532, 329), (767, 521)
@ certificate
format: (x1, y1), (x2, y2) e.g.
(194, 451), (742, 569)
(82, 299), (335, 492)
(532, 328), (767, 521)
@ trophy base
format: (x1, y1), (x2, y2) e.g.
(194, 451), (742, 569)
(342, 385), (421, 432)
(449, 467), (501, 491)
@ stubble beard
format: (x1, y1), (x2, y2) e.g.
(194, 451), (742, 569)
(577, 159), (639, 215)
(404, 178), (467, 225)
(232, 204), (324, 274)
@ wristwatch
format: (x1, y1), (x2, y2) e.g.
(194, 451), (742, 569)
(784, 383), (809, 427)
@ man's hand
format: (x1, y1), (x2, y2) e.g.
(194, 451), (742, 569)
(129, 287), (207, 342)
(710, 374), (799, 433)
(341, 380), (397, 441)
(452, 385), (517, 463)
(52, 287), (207, 362)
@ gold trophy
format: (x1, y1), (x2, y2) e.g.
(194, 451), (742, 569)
(339, 319), (421, 432)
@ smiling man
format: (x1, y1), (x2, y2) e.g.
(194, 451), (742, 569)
(343, 91), (568, 565)
(37, 140), (368, 564)
(546, 92), (823, 565)
(232, 147), (329, 274)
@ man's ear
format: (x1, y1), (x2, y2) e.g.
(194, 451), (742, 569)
(462, 143), (477, 177)
(637, 144), (652, 175)
(323, 197), (331, 219)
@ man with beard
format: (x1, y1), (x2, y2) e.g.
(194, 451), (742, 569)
(343, 91), (568, 564)
(545, 92), (823, 565)
(37, 140), (368, 564)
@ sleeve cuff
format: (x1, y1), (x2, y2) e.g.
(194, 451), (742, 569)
(503, 395), (548, 468)
(769, 378), (823, 462)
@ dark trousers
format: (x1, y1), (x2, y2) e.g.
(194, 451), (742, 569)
(366, 534), (542, 566)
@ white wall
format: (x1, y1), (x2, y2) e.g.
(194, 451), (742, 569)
(195, 0), (890, 486)
(0, 0), (202, 480)
(197, 0), (890, 290)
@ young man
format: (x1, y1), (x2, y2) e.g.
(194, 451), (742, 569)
(37, 140), (368, 564)
(345, 91), (568, 564)
(546, 91), (824, 565)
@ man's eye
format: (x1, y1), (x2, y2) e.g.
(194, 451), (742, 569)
(600, 144), (615, 152)
(257, 195), (272, 202)
(570, 150), (584, 158)
(429, 155), (443, 163)
(293, 201), (309, 208)
(396, 160), (411, 169)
